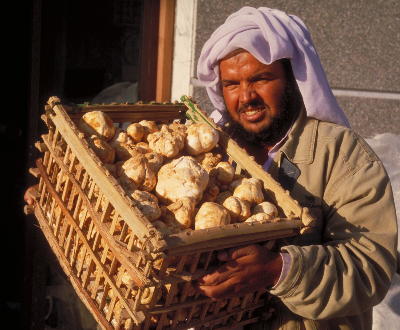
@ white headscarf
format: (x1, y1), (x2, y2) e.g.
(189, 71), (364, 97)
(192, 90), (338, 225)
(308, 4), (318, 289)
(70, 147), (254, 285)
(196, 6), (350, 127)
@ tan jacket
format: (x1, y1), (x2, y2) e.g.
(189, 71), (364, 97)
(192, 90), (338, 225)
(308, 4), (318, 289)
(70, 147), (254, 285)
(262, 110), (398, 329)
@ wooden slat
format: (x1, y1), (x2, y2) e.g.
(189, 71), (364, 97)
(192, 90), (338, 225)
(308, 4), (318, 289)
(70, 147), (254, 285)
(47, 102), (167, 252)
(165, 220), (301, 255)
(34, 185), (145, 325)
(34, 204), (142, 328)
(36, 158), (149, 287)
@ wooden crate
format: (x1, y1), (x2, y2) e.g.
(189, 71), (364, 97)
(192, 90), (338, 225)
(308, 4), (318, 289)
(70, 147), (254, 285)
(26, 96), (315, 330)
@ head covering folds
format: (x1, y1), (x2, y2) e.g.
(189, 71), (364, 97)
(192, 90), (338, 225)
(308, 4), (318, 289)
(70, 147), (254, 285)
(196, 7), (350, 127)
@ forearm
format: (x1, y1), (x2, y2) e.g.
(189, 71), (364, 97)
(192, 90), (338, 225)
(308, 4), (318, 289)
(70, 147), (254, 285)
(268, 150), (399, 319)
(270, 239), (397, 319)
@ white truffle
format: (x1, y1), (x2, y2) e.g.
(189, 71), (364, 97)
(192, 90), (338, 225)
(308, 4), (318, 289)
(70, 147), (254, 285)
(162, 197), (196, 229)
(213, 161), (235, 184)
(215, 191), (233, 204)
(229, 177), (246, 191)
(168, 121), (187, 137)
(185, 123), (219, 156)
(126, 123), (145, 143)
(109, 129), (141, 161)
(78, 111), (116, 141)
(118, 156), (157, 192)
(195, 202), (231, 230)
(144, 152), (164, 173)
(222, 196), (251, 222)
(233, 178), (264, 205)
(245, 212), (278, 223)
(253, 201), (278, 219)
(139, 120), (159, 139)
(87, 135), (115, 164)
(130, 190), (161, 221)
(195, 152), (222, 172)
(136, 142), (151, 153)
(147, 125), (185, 158)
(155, 156), (209, 203)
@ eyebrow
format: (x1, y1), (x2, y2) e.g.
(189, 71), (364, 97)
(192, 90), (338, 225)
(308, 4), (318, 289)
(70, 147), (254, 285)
(249, 71), (275, 81)
(221, 79), (238, 86)
(221, 71), (276, 86)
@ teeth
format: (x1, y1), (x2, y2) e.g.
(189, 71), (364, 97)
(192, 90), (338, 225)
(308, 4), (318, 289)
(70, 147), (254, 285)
(245, 110), (259, 116)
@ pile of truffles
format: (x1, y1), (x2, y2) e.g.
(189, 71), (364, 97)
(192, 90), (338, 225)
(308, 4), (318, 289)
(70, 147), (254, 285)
(77, 110), (280, 234)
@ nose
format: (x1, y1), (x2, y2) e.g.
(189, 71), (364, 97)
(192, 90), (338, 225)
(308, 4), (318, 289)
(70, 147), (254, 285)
(239, 83), (256, 105)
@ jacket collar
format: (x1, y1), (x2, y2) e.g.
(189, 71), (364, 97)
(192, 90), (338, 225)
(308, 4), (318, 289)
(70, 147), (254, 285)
(279, 107), (319, 164)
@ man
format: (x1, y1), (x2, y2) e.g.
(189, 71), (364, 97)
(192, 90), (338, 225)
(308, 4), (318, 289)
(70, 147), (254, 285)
(195, 7), (398, 329)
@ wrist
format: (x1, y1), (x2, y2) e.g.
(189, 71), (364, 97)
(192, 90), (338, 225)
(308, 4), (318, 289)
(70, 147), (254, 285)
(264, 251), (283, 288)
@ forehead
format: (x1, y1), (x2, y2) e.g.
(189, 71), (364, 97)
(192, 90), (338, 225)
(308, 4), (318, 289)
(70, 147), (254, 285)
(219, 50), (284, 77)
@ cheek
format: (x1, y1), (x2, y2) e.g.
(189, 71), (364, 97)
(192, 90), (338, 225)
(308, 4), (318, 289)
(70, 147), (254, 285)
(222, 90), (239, 117)
(257, 83), (285, 108)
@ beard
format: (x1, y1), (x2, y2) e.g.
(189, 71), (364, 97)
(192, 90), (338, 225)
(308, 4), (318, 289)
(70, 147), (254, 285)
(225, 80), (302, 147)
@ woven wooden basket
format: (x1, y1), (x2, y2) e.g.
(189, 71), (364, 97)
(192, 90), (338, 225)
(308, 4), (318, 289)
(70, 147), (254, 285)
(26, 96), (315, 330)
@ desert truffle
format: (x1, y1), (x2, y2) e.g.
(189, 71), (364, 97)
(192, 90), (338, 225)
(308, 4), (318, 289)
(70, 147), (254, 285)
(195, 202), (231, 230)
(195, 152), (222, 172)
(147, 125), (185, 158)
(87, 135), (115, 164)
(144, 152), (164, 173)
(136, 142), (152, 153)
(233, 178), (264, 205)
(155, 156), (209, 203)
(222, 196), (251, 222)
(185, 123), (219, 155)
(118, 156), (157, 192)
(162, 197), (196, 229)
(109, 129), (141, 161)
(213, 161), (235, 184)
(126, 123), (145, 143)
(245, 212), (279, 223)
(253, 201), (278, 219)
(139, 120), (158, 139)
(215, 191), (233, 204)
(78, 111), (116, 141)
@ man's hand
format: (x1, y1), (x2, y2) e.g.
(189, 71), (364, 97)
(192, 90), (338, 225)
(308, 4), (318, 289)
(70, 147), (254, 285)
(24, 184), (39, 205)
(196, 244), (283, 300)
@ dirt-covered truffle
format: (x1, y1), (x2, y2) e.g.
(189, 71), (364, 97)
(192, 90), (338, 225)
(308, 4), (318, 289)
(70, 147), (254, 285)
(195, 202), (231, 230)
(78, 111), (116, 141)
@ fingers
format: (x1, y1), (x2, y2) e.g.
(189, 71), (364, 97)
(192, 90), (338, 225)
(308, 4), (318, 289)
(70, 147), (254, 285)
(198, 276), (241, 300)
(199, 261), (238, 286)
(218, 244), (261, 262)
(24, 185), (39, 205)
(24, 191), (34, 205)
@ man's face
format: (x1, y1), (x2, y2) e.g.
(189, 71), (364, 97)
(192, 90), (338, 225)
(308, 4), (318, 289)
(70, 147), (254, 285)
(219, 51), (288, 135)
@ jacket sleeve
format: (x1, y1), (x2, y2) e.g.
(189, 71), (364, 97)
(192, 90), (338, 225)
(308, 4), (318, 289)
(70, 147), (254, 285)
(269, 157), (398, 320)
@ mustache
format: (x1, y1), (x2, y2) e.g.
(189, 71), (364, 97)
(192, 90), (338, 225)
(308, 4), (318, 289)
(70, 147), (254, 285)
(238, 100), (269, 114)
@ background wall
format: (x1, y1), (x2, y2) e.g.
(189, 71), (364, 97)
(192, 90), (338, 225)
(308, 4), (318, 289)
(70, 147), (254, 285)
(192, 0), (400, 138)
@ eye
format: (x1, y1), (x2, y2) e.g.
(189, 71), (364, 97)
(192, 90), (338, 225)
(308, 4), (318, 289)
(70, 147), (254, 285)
(253, 77), (272, 84)
(222, 81), (239, 90)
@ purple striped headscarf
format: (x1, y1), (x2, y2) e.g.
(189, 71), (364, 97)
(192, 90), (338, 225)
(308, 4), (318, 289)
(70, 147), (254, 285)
(196, 7), (350, 127)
